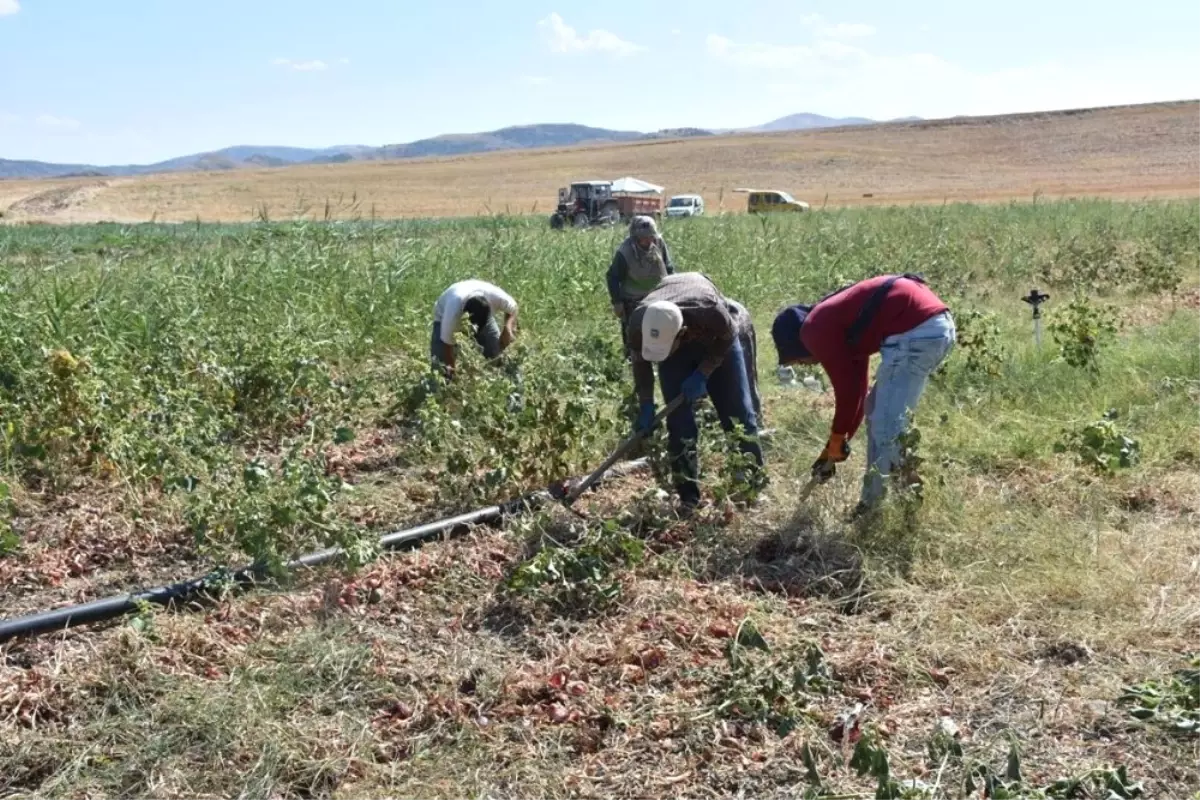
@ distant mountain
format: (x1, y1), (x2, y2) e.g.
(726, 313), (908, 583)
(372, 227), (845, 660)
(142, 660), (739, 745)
(0, 114), (913, 180)
(0, 125), (647, 179)
(375, 123), (646, 160)
(0, 158), (102, 179)
(748, 113), (922, 132)
(0, 145), (374, 179)
(752, 113), (875, 132)
(645, 127), (715, 139)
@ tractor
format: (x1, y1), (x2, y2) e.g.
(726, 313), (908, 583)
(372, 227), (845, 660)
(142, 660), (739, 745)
(549, 181), (621, 230)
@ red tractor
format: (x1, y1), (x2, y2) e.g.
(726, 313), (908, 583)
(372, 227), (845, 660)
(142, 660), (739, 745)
(550, 181), (621, 229)
(550, 180), (665, 230)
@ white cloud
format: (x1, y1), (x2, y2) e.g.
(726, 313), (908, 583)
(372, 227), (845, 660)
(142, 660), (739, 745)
(521, 75), (552, 86)
(799, 13), (823, 25)
(0, 0), (19, 17)
(671, 28), (682, 36)
(35, 114), (81, 131)
(271, 58), (329, 71)
(706, 34), (866, 70)
(821, 23), (875, 39)
(537, 12), (645, 57)
(338, 57), (351, 65)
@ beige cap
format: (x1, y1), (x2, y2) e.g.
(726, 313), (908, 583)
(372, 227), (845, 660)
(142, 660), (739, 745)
(641, 300), (684, 362)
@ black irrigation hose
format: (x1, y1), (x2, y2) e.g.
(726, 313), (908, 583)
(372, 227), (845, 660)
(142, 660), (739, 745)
(0, 458), (650, 645)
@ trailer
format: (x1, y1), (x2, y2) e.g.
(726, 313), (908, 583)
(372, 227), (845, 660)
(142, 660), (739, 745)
(611, 176), (664, 221)
(549, 176), (664, 229)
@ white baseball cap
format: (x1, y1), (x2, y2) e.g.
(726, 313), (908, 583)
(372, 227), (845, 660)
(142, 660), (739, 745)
(641, 300), (684, 362)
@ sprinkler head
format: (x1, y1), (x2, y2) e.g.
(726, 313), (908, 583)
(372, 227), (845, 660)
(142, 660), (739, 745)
(1021, 288), (1050, 308)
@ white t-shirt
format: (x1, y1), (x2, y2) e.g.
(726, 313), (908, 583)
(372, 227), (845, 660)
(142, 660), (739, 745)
(433, 280), (519, 346)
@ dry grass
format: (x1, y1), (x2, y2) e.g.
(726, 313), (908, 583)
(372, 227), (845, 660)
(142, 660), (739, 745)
(3, 378), (1198, 798)
(2, 101), (1197, 224)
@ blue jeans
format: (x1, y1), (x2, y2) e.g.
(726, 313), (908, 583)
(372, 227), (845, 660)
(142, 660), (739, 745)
(657, 338), (764, 505)
(861, 311), (956, 507)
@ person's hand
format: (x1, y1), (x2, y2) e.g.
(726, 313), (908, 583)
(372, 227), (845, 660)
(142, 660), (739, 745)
(612, 303), (625, 319)
(810, 433), (850, 483)
(499, 316), (517, 349)
(681, 370), (708, 403)
(635, 401), (657, 433)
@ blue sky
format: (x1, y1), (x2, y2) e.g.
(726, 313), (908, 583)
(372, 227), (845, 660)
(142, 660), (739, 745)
(1, 0), (1197, 164)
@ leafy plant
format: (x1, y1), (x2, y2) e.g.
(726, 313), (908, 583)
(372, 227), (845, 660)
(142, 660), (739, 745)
(940, 308), (1007, 382)
(183, 447), (371, 573)
(1130, 241), (1183, 299)
(964, 741), (1145, 799)
(506, 519), (645, 614)
(850, 729), (929, 799)
(0, 479), (18, 555)
(711, 620), (835, 737)
(1044, 229), (1130, 290)
(1054, 410), (1141, 475)
(1049, 294), (1118, 373)
(926, 716), (963, 764)
(1117, 657), (1200, 735)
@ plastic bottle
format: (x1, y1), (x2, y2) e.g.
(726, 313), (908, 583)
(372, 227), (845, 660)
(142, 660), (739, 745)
(776, 366), (825, 393)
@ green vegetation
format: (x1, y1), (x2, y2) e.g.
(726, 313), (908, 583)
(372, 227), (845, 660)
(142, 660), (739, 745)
(1118, 657), (1200, 735)
(1, 200), (1197, 798)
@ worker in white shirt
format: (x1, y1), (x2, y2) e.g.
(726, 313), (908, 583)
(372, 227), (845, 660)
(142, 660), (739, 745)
(431, 279), (519, 379)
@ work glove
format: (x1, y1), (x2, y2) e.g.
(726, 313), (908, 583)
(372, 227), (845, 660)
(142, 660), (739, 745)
(811, 433), (851, 483)
(634, 401), (658, 434)
(681, 370), (708, 403)
(612, 303), (626, 319)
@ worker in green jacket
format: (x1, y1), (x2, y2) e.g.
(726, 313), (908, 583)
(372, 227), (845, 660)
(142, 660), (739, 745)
(607, 215), (674, 355)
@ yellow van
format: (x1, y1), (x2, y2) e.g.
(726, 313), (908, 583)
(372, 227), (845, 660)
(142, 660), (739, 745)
(735, 188), (810, 214)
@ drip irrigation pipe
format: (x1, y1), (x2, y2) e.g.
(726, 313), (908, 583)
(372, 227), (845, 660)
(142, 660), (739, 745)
(0, 458), (650, 645)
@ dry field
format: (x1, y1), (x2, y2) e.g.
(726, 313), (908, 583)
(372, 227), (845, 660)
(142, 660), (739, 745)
(2, 100), (1197, 224)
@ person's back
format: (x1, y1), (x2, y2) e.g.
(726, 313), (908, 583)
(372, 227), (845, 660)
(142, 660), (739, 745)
(434, 279), (509, 323)
(430, 279), (519, 378)
(626, 273), (734, 368)
(801, 275), (948, 359)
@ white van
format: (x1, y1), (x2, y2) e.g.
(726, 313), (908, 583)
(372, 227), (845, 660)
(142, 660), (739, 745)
(665, 194), (705, 217)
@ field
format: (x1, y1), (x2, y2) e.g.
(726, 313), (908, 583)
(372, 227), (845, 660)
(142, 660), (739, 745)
(1, 201), (1199, 799)
(1, 101), (1197, 225)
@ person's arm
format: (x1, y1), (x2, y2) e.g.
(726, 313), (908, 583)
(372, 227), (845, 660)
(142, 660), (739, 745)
(660, 237), (675, 274)
(820, 354), (869, 440)
(607, 250), (627, 312)
(626, 324), (656, 403)
(439, 297), (463, 374)
(478, 286), (516, 347)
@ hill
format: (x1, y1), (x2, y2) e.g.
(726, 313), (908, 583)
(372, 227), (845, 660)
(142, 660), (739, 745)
(751, 112), (877, 131)
(0, 101), (1194, 224)
(753, 112), (926, 131)
(0, 114), (902, 180)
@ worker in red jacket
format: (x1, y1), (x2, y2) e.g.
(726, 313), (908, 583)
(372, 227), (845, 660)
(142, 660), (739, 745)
(770, 274), (956, 513)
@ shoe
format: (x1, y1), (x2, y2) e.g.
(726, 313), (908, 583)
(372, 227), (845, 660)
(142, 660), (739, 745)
(849, 501), (877, 522)
(677, 497), (703, 520)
